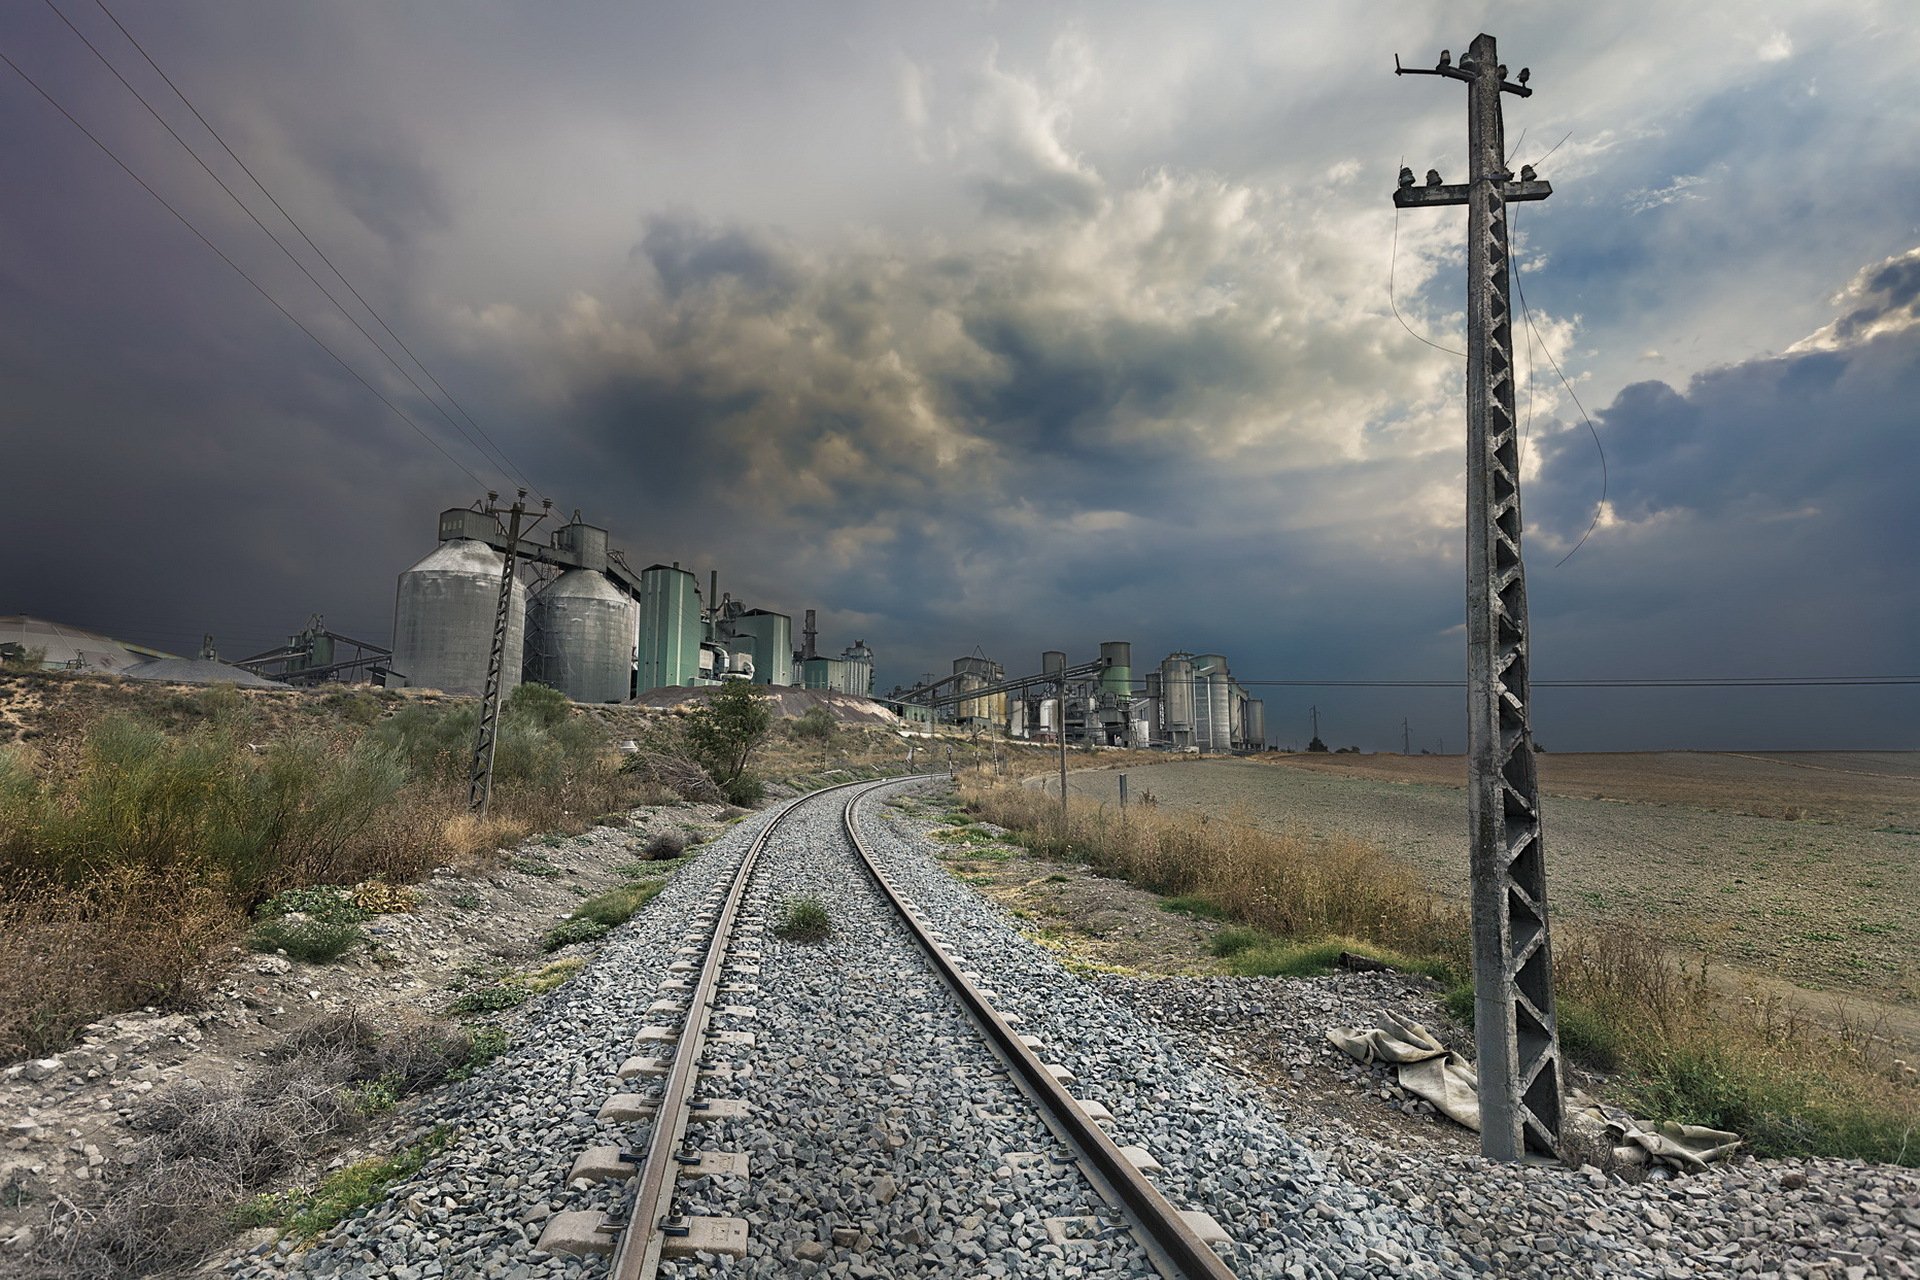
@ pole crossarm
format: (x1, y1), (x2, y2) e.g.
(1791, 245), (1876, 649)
(1394, 179), (1550, 209)
(1390, 30), (1564, 1162)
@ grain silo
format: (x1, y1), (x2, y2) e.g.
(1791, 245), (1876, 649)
(1207, 673), (1234, 753)
(391, 539), (524, 696)
(1246, 699), (1267, 751)
(531, 569), (634, 703)
(1159, 654), (1194, 748)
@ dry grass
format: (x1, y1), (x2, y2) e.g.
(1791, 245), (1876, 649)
(0, 680), (665, 1061)
(21, 1010), (473, 1279)
(962, 780), (1920, 1165)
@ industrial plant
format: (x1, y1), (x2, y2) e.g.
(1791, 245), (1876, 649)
(9, 499), (1269, 752)
(387, 505), (875, 704)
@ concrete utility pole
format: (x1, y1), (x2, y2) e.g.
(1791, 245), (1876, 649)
(1392, 32), (1564, 1159)
(468, 489), (547, 816)
(1057, 683), (1069, 827)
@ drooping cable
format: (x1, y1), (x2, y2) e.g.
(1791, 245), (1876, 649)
(1388, 158), (1468, 359)
(1510, 200), (1607, 567)
(42, 0), (525, 495)
(0, 44), (490, 488)
(89, 0), (546, 501)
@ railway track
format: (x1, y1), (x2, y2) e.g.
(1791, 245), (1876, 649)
(538, 777), (1239, 1278)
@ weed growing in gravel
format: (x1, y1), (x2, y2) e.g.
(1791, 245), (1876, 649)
(448, 983), (528, 1015)
(775, 894), (831, 942)
(449, 890), (481, 910)
(237, 1127), (450, 1241)
(541, 917), (611, 950)
(510, 855), (561, 878)
(448, 1025), (509, 1079)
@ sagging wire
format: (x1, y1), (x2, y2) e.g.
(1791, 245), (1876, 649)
(1389, 157), (1467, 359)
(1510, 199), (1608, 568)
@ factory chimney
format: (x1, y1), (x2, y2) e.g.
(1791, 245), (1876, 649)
(801, 609), (818, 660)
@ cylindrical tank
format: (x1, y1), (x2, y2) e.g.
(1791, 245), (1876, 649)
(392, 539), (524, 697)
(638, 565), (702, 690)
(1100, 640), (1132, 699)
(1247, 699), (1266, 750)
(531, 570), (634, 703)
(1207, 674), (1234, 752)
(1042, 649), (1066, 677)
(1160, 655), (1194, 740)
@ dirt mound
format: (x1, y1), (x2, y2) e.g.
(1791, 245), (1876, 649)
(630, 685), (901, 725)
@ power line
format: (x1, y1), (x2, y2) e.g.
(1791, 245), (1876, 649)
(42, 0), (530, 496)
(0, 42), (489, 487)
(1510, 199), (1607, 568)
(88, 0), (544, 501)
(1148, 677), (1920, 689)
(1387, 161), (1468, 359)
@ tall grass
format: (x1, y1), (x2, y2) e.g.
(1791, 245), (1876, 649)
(0, 681), (659, 1060)
(962, 781), (1919, 1166)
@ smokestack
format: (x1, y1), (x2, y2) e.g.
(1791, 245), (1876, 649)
(802, 609), (818, 660)
(709, 569), (718, 604)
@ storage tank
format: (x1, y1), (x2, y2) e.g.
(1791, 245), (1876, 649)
(529, 570), (634, 703)
(392, 539), (524, 697)
(1207, 673), (1234, 753)
(1160, 654), (1194, 747)
(1042, 650), (1066, 676)
(1099, 640), (1132, 699)
(637, 565), (702, 690)
(731, 610), (793, 687)
(1246, 699), (1266, 750)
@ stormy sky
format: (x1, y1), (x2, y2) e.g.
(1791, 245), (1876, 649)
(4, 1), (1916, 750)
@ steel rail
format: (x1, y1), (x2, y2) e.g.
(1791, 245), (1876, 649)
(608, 776), (888, 1279)
(841, 784), (1240, 1280)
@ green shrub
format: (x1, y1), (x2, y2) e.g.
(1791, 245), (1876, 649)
(453, 1025), (510, 1077)
(542, 918), (611, 951)
(775, 894), (831, 943)
(683, 682), (773, 801)
(249, 916), (363, 963)
(257, 885), (369, 925)
(793, 707), (836, 742)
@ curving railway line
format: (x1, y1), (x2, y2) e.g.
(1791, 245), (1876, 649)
(538, 777), (1237, 1278)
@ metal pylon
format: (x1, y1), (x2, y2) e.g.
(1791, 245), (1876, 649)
(1392, 31), (1564, 1158)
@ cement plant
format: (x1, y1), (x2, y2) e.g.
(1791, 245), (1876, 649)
(4, 498), (1272, 751)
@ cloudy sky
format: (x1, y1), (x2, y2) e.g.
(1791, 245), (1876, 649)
(4, 0), (1915, 750)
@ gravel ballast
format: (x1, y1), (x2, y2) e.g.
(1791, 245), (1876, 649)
(216, 777), (1919, 1280)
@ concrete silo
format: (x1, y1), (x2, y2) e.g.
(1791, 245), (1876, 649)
(1246, 699), (1267, 751)
(1207, 674), (1234, 753)
(531, 570), (634, 703)
(391, 539), (524, 697)
(1159, 654), (1195, 749)
(1099, 641), (1132, 697)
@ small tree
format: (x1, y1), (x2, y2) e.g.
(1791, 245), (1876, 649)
(684, 681), (773, 805)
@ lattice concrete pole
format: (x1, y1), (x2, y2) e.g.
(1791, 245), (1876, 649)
(470, 491), (532, 816)
(1393, 32), (1564, 1159)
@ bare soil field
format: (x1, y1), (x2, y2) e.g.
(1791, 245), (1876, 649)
(1065, 753), (1920, 1020)
(1259, 749), (1920, 827)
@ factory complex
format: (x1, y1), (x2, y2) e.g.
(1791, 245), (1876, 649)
(6, 501), (1268, 752)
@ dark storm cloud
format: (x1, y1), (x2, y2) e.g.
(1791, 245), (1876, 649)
(5, 2), (1918, 750)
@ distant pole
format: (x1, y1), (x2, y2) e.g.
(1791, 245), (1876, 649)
(1118, 772), (1129, 816)
(1392, 31), (1564, 1159)
(1057, 682), (1069, 827)
(1310, 704), (1319, 739)
(469, 489), (546, 816)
